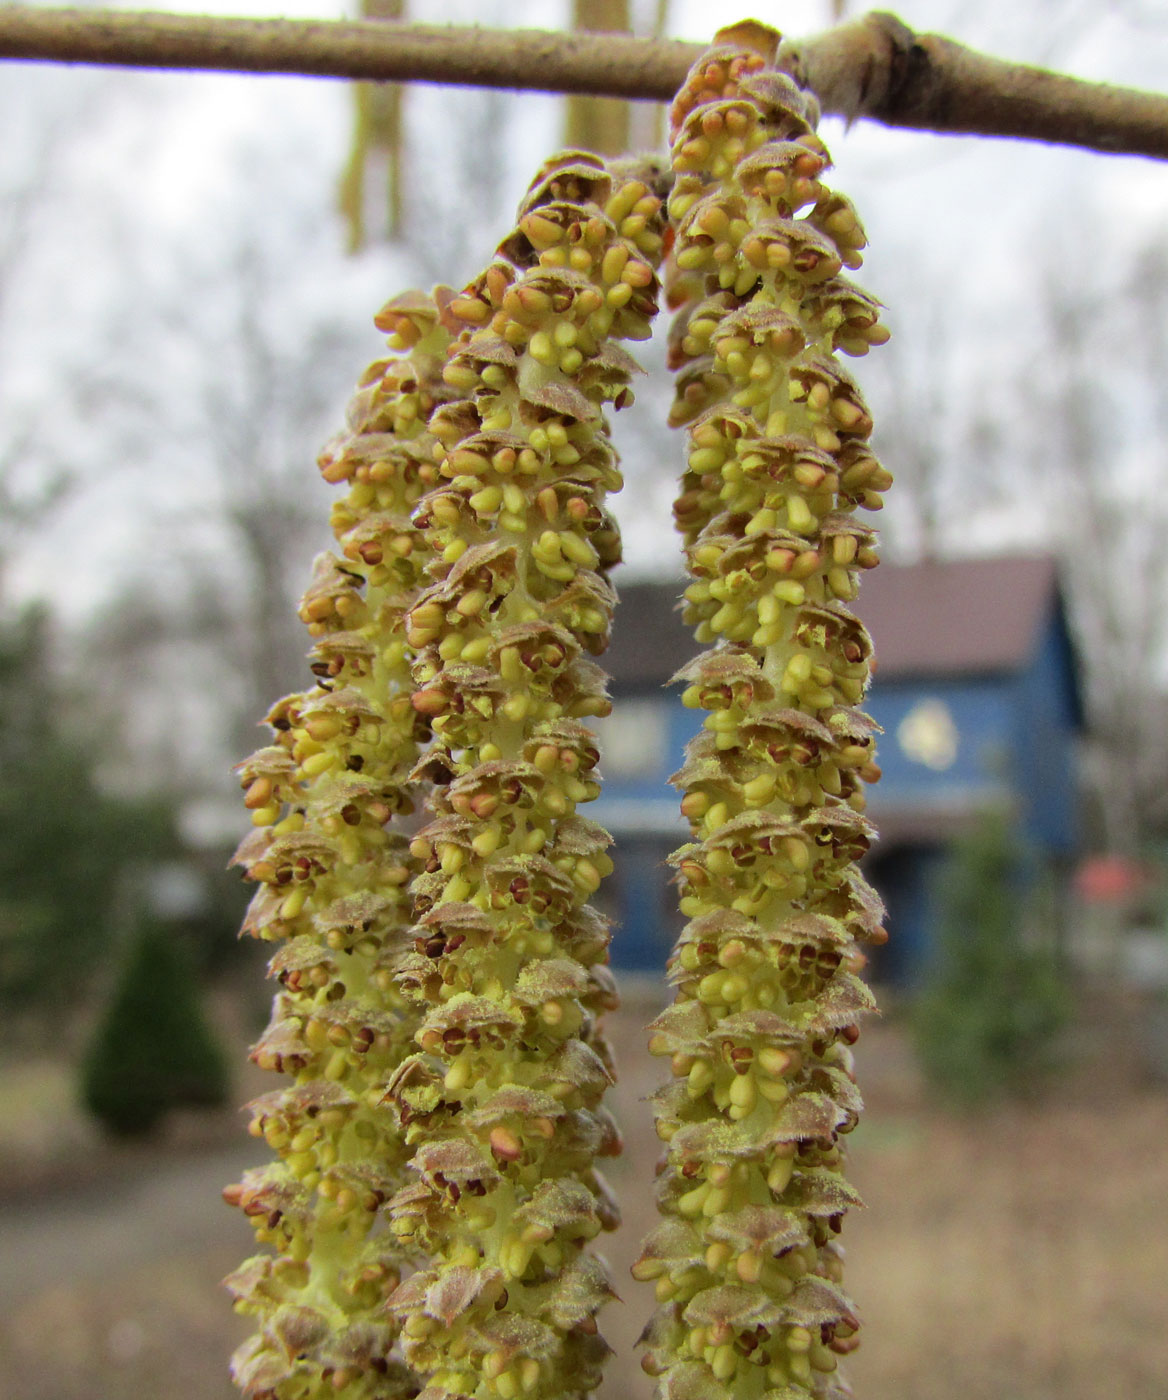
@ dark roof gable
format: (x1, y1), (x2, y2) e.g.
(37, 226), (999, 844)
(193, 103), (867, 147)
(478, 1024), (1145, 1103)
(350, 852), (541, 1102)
(607, 553), (1063, 689)
(857, 554), (1058, 678)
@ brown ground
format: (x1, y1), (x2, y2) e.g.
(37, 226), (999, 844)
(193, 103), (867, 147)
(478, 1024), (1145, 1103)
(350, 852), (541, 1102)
(1, 982), (1165, 1400)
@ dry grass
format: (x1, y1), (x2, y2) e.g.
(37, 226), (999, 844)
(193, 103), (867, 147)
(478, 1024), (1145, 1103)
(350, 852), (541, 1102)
(1, 985), (1165, 1400)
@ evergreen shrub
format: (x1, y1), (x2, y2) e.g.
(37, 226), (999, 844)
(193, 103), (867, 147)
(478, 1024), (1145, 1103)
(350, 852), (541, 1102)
(912, 811), (1070, 1106)
(81, 919), (229, 1136)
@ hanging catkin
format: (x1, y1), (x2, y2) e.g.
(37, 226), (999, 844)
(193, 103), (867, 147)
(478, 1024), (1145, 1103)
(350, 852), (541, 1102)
(225, 148), (665, 1400)
(564, 0), (633, 157)
(338, 0), (406, 248)
(634, 24), (892, 1400)
(224, 289), (456, 1399)
(383, 151), (664, 1400)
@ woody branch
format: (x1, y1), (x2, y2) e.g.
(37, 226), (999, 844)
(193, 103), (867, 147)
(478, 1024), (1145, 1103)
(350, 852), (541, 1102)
(0, 6), (1167, 160)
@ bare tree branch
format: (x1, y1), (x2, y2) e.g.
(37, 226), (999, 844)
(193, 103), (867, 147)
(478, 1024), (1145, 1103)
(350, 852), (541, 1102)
(0, 9), (696, 97)
(0, 6), (1167, 159)
(787, 12), (1168, 157)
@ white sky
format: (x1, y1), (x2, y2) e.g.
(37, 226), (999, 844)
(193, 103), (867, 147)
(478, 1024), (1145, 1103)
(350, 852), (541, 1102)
(5, 0), (1168, 617)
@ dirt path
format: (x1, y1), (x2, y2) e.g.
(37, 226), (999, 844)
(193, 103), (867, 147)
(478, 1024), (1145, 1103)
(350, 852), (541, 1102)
(2, 999), (1166, 1400)
(0, 1143), (255, 1310)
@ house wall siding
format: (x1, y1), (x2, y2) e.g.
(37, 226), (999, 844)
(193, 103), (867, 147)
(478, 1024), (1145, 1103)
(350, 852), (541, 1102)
(864, 678), (1014, 817)
(591, 597), (1081, 971)
(1012, 613), (1080, 855)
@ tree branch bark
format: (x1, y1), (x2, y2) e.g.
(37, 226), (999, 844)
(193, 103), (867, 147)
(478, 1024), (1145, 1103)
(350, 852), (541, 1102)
(1, 5), (1167, 160)
(785, 12), (1168, 157)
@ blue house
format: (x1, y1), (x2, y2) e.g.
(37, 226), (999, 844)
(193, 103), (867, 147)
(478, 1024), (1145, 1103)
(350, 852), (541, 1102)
(591, 554), (1084, 982)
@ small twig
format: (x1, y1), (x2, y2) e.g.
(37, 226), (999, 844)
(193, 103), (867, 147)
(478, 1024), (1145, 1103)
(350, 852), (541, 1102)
(0, 6), (1167, 160)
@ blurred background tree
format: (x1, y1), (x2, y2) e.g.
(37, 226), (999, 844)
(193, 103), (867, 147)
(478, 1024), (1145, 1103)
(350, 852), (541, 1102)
(0, 605), (182, 1041)
(80, 915), (229, 1137)
(912, 811), (1070, 1106)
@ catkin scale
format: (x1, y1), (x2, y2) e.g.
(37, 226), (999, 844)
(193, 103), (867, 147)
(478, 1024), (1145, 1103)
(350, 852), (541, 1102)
(634, 26), (890, 1400)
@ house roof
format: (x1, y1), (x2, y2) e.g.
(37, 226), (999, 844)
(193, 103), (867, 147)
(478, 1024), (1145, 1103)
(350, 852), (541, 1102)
(607, 553), (1064, 688)
(858, 554), (1059, 679)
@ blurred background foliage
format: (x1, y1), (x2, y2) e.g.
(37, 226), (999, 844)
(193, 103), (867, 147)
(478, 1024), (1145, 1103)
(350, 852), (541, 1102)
(0, 606), (181, 1034)
(911, 812), (1071, 1106)
(80, 917), (230, 1137)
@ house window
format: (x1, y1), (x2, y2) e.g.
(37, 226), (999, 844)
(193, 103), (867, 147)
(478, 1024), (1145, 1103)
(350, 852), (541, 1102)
(589, 697), (668, 780)
(897, 697), (959, 771)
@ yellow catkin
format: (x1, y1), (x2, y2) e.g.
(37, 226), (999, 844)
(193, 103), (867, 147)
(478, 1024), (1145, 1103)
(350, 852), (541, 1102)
(381, 152), (665, 1400)
(634, 26), (891, 1400)
(225, 288), (458, 1400)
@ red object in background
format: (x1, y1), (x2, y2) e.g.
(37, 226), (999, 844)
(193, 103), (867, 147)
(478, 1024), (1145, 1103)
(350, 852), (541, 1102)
(1073, 854), (1150, 904)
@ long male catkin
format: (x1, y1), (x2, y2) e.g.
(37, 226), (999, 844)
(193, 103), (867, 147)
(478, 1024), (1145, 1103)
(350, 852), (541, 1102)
(224, 289), (456, 1400)
(384, 152), (664, 1400)
(226, 150), (665, 1400)
(634, 25), (892, 1400)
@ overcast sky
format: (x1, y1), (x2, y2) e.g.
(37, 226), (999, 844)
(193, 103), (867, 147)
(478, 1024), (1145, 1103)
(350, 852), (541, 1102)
(5, 0), (1168, 617)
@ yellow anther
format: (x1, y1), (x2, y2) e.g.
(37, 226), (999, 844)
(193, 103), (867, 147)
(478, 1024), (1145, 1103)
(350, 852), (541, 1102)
(279, 887), (307, 921)
(833, 532), (859, 564)
(558, 530), (597, 567)
(300, 751), (336, 779)
(469, 485), (503, 515)
(502, 693), (530, 722)
(782, 836), (810, 871)
(456, 588), (488, 617)
(758, 1046), (793, 1077)
(687, 1059), (714, 1096)
(675, 244), (708, 272)
(787, 494), (814, 533)
(528, 331), (556, 365)
(711, 1345), (737, 1382)
(718, 939), (747, 968)
(828, 566), (855, 599)
(721, 972), (748, 1002)
(472, 826), (502, 858)
(444, 1059), (471, 1092)
(677, 1183), (709, 1217)
(743, 773), (776, 805)
(728, 1072), (756, 1116)
(602, 243), (630, 283)
(767, 1155), (795, 1193)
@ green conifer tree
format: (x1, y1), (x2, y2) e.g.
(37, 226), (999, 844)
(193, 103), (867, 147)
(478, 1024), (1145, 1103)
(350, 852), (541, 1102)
(81, 919), (229, 1136)
(912, 811), (1069, 1105)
